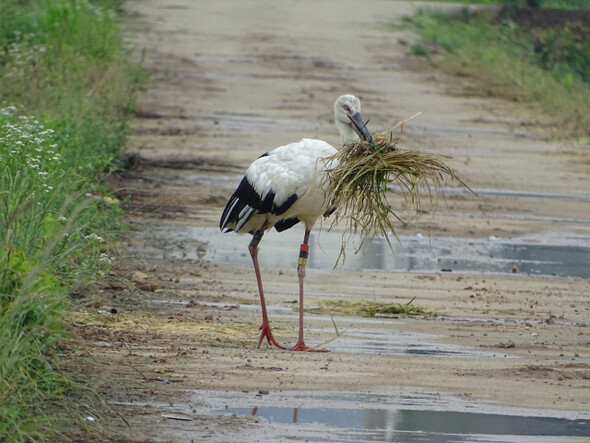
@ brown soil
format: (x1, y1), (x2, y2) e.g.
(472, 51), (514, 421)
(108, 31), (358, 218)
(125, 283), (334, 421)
(63, 1), (590, 441)
(511, 7), (590, 30)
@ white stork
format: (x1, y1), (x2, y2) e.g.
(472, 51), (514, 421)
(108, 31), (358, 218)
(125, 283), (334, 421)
(219, 95), (373, 351)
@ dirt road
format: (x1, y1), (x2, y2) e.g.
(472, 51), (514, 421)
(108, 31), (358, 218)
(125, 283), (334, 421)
(72, 1), (589, 441)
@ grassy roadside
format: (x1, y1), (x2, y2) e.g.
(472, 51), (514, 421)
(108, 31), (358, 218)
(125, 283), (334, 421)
(403, 3), (590, 137)
(410, 0), (590, 9)
(0, 0), (140, 440)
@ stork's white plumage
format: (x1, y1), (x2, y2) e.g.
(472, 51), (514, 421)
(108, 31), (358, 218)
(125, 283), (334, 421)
(220, 95), (373, 351)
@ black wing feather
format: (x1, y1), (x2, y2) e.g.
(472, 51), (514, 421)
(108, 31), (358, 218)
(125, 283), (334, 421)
(219, 175), (299, 233)
(274, 217), (300, 232)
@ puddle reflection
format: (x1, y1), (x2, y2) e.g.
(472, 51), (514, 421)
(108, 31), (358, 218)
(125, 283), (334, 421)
(238, 405), (590, 442)
(201, 390), (590, 442)
(141, 226), (590, 278)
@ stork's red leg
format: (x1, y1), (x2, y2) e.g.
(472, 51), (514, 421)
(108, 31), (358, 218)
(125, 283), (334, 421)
(291, 228), (328, 352)
(249, 229), (285, 350)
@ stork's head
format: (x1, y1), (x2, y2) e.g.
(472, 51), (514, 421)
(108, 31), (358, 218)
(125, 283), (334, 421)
(334, 94), (373, 146)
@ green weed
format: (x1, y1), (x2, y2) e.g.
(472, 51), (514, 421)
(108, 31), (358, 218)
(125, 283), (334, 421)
(0, 0), (139, 439)
(404, 8), (590, 135)
(408, 0), (590, 9)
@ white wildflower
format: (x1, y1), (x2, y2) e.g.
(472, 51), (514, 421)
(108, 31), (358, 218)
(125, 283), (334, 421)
(99, 253), (113, 264)
(85, 233), (105, 243)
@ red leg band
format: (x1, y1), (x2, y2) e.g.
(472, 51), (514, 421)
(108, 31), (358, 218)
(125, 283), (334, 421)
(298, 244), (309, 266)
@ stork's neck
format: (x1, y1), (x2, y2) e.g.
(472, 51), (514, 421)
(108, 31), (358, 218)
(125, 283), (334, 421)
(335, 119), (360, 146)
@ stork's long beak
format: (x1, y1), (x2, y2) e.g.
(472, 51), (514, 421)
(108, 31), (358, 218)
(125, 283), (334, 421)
(348, 112), (374, 144)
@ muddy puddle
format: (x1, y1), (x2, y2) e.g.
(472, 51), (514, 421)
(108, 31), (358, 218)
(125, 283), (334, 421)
(318, 325), (508, 357)
(115, 389), (590, 442)
(139, 226), (590, 278)
(208, 389), (590, 442)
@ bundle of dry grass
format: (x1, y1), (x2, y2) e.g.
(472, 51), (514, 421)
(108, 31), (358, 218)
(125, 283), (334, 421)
(323, 115), (469, 260)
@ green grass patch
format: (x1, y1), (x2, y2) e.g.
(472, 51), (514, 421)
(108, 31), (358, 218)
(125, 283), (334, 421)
(409, 0), (590, 9)
(0, 0), (140, 439)
(312, 299), (428, 318)
(403, 7), (590, 136)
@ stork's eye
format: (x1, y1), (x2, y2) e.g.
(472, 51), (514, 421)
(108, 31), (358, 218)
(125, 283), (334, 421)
(343, 104), (351, 113)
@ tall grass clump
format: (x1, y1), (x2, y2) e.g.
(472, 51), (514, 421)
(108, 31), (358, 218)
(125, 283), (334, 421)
(410, 0), (590, 10)
(404, 8), (590, 136)
(0, 0), (140, 439)
(1, 107), (78, 440)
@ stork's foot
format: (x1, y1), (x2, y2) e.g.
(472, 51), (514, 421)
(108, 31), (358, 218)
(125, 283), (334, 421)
(258, 323), (285, 350)
(290, 340), (329, 352)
